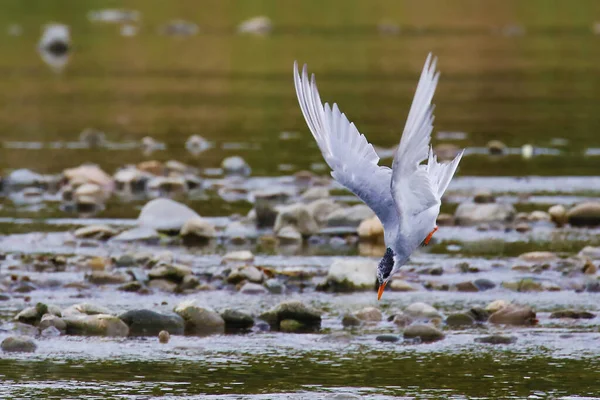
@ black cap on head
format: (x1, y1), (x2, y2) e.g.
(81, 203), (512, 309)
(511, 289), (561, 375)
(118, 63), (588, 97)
(377, 248), (394, 282)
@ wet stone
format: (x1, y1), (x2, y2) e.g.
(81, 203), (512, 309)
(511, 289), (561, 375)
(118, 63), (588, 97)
(259, 300), (322, 331)
(158, 330), (170, 344)
(221, 309), (254, 332)
(475, 335), (517, 345)
(264, 279), (285, 294)
(376, 334), (400, 343)
(64, 314), (129, 337)
(318, 259), (376, 292)
(473, 278), (496, 291)
(174, 300), (225, 336)
(1, 336), (37, 353)
(342, 313), (361, 327)
(549, 310), (596, 319)
(403, 324), (445, 343)
(119, 309), (185, 336)
(488, 304), (537, 326)
(354, 307), (382, 322)
(239, 282), (268, 295)
(39, 314), (67, 333)
(446, 312), (475, 327)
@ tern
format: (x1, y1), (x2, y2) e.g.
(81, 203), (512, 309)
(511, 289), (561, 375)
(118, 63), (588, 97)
(293, 54), (464, 300)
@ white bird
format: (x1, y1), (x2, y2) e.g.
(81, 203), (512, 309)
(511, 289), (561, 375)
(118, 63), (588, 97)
(293, 54), (464, 300)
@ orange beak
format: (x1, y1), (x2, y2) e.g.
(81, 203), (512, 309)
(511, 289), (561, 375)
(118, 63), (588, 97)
(377, 281), (387, 300)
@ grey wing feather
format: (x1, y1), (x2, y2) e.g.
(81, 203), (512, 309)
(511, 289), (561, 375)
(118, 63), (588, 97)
(293, 61), (398, 228)
(391, 53), (464, 235)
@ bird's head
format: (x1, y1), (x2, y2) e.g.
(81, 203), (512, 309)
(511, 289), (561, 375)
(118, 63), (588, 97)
(377, 247), (395, 300)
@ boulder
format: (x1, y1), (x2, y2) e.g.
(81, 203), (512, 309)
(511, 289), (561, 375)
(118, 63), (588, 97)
(62, 303), (113, 317)
(220, 309), (254, 332)
(64, 314), (129, 336)
(318, 259), (376, 292)
(221, 156), (251, 176)
(354, 307), (382, 322)
(259, 300), (322, 331)
(404, 302), (442, 320)
(307, 199), (342, 225)
(148, 263), (192, 283)
(277, 226), (302, 244)
(567, 202), (600, 227)
(138, 198), (200, 232)
(579, 246), (600, 259)
(86, 271), (130, 285)
(548, 204), (568, 226)
(326, 204), (375, 227)
(110, 227), (160, 244)
(174, 300), (225, 336)
(239, 282), (268, 295)
(227, 266), (264, 284)
(341, 313), (361, 327)
(357, 216), (384, 243)
(549, 310), (595, 319)
(475, 335), (517, 345)
(454, 203), (515, 225)
(222, 250), (254, 263)
(446, 312), (475, 327)
(253, 189), (291, 228)
(488, 304), (537, 326)
(74, 225), (117, 240)
(518, 251), (557, 263)
(485, 300), (509, 313)
(1, 336), (37, 353)
(119, 309), (185, 336)
(301, 187), (330, 201)
(403, 324), (445, 343)
(15, 303), (61, 325)
(274, 203), (319, 235)
(180, 217), (216, 245)
(39, 314), (67, 333)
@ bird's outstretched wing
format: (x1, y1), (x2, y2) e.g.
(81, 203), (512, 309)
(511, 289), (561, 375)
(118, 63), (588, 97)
(391, 54), (464, 235)
(293, 61), (398, 228)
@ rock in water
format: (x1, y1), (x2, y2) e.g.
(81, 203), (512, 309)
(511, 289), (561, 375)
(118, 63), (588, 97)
(64, 314), (129, 337)
(318, 259), (376, 292)
(221, 156), (251, 176)
(376, 334), (400, 343)
(567, 202), (600, 227)
(488, 304), (537, 326)
(259, 300), (321, 331)
(475, 335), (517, 345)
(237, 16), (272, 35)
(446, 312), (475, 327)
(1, 336), (37, 353)
(454, 203), (516, 225)
(39, 314), (67, 333)
(119, 309), (185, 336)
(180, 217), (216, 245)
(403, 324), (445, 343)
(326, 205), (375, 227)
(221, 309), (254, 332)
(138, 198), (200, 232)
(354, 307), (382, 322)
(159, 330), (170, 344)
(174, 300), (225, 336)
(404, 302), (442, 320)
(548, 204), (568, 226)
(274, 203), (319, 235)
(239, 282), (268, 294)
(549, 310), (595, 319)
(357, 216), (384, 243)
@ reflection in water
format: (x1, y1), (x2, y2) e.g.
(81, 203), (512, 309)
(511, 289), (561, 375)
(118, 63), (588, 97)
(38, 23), (70, 73)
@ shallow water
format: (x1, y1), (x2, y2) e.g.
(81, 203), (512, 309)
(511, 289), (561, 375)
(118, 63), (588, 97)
(2, 0), (600, 399)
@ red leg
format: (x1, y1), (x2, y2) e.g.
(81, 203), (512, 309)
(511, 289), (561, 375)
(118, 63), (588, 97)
(423, 226), (438, 246)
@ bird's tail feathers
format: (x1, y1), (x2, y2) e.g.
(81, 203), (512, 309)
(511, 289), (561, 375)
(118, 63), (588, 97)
(426, 146), (464, 198)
